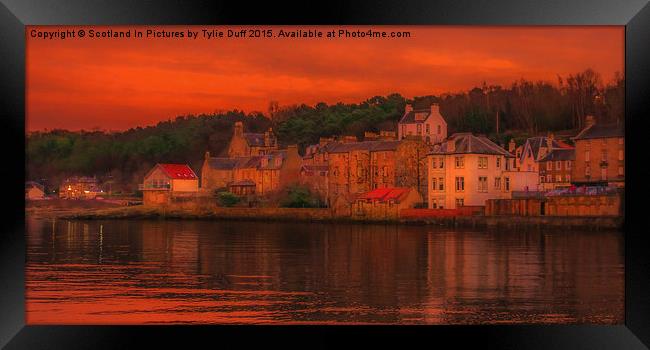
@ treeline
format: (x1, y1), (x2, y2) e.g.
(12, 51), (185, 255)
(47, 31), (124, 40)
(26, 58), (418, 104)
(26, 69), (623, 191)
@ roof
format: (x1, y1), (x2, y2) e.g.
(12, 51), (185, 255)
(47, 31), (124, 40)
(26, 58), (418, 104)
(521, 137), (564, 163)
(539, 148), (576, 162)
(244, 133), (266, 147)
(399, 110), (431, 124)
(25, 181), (45, 191)
(62, 176), (98, 184)
(157, 164), (198, 180)
(327, 140), (401, 154)
(573, 123), (624, 140)
(357, 187), (412, 203)
(430, 133), (514, 157)
(207, 157), (239, 170)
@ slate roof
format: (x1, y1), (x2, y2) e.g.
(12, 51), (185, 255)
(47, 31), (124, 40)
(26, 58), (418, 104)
(206, 151), (286, 171)
(357, 187), (412, 203)
(327, 140), (401, 154)
(430, 133), (514, 157)
(539, 148), (576, 162)
(399, 109), (432, 124)
(573, 123), (624, 140)
(244, 133), (266, 147)
(521, 137), (564, 163)
(207, 157), (239, 170)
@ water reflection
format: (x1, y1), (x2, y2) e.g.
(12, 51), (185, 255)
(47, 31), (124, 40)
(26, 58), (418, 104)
(26, 218), (624, 324)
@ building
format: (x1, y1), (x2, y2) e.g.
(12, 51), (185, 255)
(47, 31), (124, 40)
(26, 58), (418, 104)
(325, 139), (430, 205)
(398, 102), (447, 144)
(352, 187), (423, 220)
(201, 146), (302, 196)
(572, 116), (624, 187)
(59, 176), (102, 199)
(25, 181), (45, 200)
(427, 133), (516, 209)
(140, 164), (199, 205)
(516, 135), (567, 173)
(363, 130), (397, 141)
(299, 164), (329, 199)
(227, 121), (278, 157)
(538, 148), (576, 190)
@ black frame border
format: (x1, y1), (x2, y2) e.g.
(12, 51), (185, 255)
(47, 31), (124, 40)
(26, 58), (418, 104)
(2, 0), (650, 348)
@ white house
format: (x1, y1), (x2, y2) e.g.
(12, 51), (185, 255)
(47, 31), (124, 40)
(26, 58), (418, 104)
(398, 102), (447, 144)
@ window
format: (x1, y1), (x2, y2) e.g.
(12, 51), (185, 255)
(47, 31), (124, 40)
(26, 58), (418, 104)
(494, 177), (501, 189)
(546, 175), (552, 183)
(601, 149), (608, 161)
(504, 177), (510, 191)
(546, 162), (552, 170)
(431, 199), (437, 209)
(556, 175), (562, 182)
(417, 124), (422, 135)
(426, 124), (430, 134)
(455, 198), (464, 207)
(585, 166), (591, 177)
(540, 176), (544, 183)
(455, 177), (464, 192)
(496, 157), (501, 168)
(432, 178), (437, 191)
(566, 161), (572, 170)
(478, 176), (488, 192)
(438, 177), (444, 191)
(555, 161), (562, 170)
(618, 150), (624, 161)
(431, 157), (436, 169)
(455, 156), (464, 168)
(618, 138), (624, 145)
(439, 158), (444, 168)
(618, 166), (624, 177)
(585, 150), (590, 161)
(566, 174), (571, 182)
(437, 125), (441, 134)
(478, 157), (488, 169)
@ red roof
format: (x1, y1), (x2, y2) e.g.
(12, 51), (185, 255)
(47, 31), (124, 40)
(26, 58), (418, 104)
(357, 187), (411, 203)
(157, 164), (197, 180)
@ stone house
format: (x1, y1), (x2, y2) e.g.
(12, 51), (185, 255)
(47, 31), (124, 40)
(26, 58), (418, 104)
(427, 133), (517, 209)
(141, 164), (199, 205)
(516, 136), (566, 173)
(227, 121), (278, 157)
(398, 102), (447, 144)
(352, 187), (423, 220)
(299, 164), (329, 199)
(572, 116), (624, 187)
(325, 139), (430, 205)
(538, 148), (576, 190)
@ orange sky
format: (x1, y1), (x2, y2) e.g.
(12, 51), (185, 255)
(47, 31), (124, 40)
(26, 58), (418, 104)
(26, 26), (624, 131)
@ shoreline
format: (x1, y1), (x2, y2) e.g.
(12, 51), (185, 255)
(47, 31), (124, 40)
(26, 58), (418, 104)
(29, 205), (624, 231)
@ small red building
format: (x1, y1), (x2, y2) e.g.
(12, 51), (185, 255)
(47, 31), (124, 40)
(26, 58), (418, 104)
(141, 164), (199, 205)
(353, 187), (423, 220)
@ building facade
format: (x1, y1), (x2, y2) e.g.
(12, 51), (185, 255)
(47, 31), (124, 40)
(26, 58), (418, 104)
(227, 121), (278, 157)
(398, 102), (447, 144)
(427, 133), (516, 209)
(59, 176), (102, 199)
(538, 148), (575, 190)
(352, 187), (423, 220)
(141, 164), (199, 205)
(572, 116), (624, 187)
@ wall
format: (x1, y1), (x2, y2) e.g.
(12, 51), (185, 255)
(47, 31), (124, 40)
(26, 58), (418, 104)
(485, 193), (622, 217)
(172, 179), (199, 192)
(573, 137), (624, 185)
(143, 190), (171, 205)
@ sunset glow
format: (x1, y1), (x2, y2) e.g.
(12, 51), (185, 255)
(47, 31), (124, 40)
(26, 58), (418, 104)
(26, 25), (624, 131)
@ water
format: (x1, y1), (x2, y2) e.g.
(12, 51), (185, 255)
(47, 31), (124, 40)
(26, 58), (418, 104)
(26, 218), (624, 324)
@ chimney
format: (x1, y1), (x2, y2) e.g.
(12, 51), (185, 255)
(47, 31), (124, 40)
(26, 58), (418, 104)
(585, 115), (596, 128)
(430, 103), (440, 115)
(447, 137), (456, 153)
(319, 137), (333, 146)
(405, 104), (413, 114)
(234, 121), (244, 137)
(508, 139), (516, 153)
(204, 151), (210, 160)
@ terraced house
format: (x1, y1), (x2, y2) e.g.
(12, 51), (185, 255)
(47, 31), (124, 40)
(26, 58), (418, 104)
(538, 148), (576, 191)
(572, 116), (624, 187)
(428, 133), (527, 209)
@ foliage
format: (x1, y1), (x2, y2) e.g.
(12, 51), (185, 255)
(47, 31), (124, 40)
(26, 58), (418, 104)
(216, 191), (240, 207)
(279, 185), (324, 208)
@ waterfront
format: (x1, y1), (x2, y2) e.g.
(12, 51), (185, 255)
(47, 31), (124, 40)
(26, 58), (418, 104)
(26, 217), (624, 324)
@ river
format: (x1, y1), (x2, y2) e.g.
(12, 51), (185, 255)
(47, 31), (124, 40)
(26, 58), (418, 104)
(26, 217), (624, 324)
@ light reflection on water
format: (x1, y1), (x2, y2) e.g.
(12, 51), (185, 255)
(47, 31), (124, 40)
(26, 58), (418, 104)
(26, 218), (624, 324)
